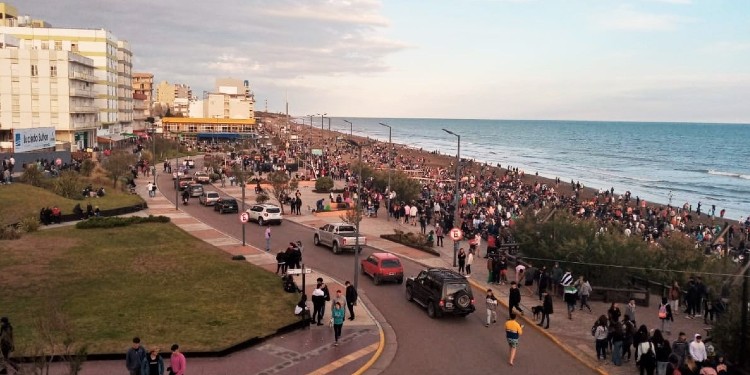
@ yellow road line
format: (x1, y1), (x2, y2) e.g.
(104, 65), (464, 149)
(307, 343), (379, 375)
(353, 324), (385, 375)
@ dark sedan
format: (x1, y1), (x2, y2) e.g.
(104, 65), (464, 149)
(214, 198), (239, 214)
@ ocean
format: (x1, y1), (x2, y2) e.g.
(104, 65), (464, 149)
(314, 118), (750, 220)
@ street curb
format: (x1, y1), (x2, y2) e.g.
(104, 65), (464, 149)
(466, 278), (608, 375)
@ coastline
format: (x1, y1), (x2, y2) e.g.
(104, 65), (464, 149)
(271, 117), (743, 240)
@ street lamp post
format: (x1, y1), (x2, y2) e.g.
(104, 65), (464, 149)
(320, 113), (327, 132)
(241, 174), (246, 246)
(343, 120), (352, 137)
(328, 117), (331, 131)
(379, 123), (392, 222)
(344, 138), (364, 291)
(151, 122), (157, 186)
(443, 129), (461, 267)
(175, 155), (179, 211)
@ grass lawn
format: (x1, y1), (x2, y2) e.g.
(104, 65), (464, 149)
(0, 182), (144, 226)
(0, 222), (299, 354)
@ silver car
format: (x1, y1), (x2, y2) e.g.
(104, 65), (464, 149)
(199, 191), (220, 206)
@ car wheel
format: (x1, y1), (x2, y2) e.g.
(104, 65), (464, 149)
(258, 217), (265, 226)
(332, 242), (340, 254)
(405, 287), (413, 301)
(455, 291), (471, 309)
(427, 302), (438, 319)
(313, 235), (320, 246)
(373, 275), (381, 285)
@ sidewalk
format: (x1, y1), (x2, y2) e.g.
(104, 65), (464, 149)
(35, 173), (383, 375)
(219, 179), (712, 375)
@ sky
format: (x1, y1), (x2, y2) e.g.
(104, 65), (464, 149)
(15, 0), (750, 123)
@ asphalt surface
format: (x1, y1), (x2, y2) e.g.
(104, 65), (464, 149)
(160, 171), (595, 374)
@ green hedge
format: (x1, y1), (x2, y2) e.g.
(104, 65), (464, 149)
(76, 215), (170, 229)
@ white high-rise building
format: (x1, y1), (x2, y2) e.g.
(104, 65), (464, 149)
(0, 33), (97, 151)
(0, 2), (134, 149)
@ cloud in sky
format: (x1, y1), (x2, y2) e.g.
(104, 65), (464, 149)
(13, 0), (750, 123)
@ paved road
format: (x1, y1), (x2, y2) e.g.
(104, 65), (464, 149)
(161, 172), (594, 374)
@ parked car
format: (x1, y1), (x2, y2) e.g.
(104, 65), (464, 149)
(214, 198), (239, 214)
(405, 268), (475, 318)
(246, 204), (282, 226)
(313, 223), (367, 254)
(361, 253), (404, 285)
(199, 191), (220, 206)
(194, 171), (210, 184)
(188, 183), (204, 198)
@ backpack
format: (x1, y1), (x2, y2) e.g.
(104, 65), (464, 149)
(658, 303), (667, 319)
(639, 343), (656, 367)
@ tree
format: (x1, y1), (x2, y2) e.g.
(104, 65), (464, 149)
(267, 171), (298, 214)
(101, 151), (136, 188)
(339, 205), (363, 227)
(315, 176), (334, 193)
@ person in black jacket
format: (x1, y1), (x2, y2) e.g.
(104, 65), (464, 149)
(345, 281), (358, 320)
(509, 281), (523, 316)
(537, 291), (553, 329)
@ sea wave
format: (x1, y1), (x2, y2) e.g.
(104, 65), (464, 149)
(707, 170), (750, 180)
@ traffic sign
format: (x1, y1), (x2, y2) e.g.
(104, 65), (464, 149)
(287, 268), (312, 275)
(449, 227), (463, 241)
(239, 212), (249, 223)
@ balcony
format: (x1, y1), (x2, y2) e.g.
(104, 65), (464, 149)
(69, 88), (95, 98)
(70, 105), (98, 113)
(70, 71), (97, 82)
(71, 119), (97, 129)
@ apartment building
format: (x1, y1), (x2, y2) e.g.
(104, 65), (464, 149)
(0, 33), (98, 151)
(0, 2), (135, 148)
(132, 72), (153, 115)
(156, 80), (191, 117)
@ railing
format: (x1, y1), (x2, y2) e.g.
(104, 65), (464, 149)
(70, 71), (97, 82)
(70, 105), (98, 113)
(69, 88), (95, 98)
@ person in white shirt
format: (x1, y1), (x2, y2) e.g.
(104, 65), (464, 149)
(689, 333), (707, 365)
(515, 263), (526, 285)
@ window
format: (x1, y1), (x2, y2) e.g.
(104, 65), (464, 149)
(54, 40), (62, 51)
(31, 64), (38, 76)
(41, 41), (48, 50)
(50, 65), (57, 77)
(71, 43), (78, 52)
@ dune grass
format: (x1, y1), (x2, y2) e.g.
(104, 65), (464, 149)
(0, 222), (298, 354)
(0, 181), (144, 226)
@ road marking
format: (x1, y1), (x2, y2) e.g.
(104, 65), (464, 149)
(306, 343), (378, 375)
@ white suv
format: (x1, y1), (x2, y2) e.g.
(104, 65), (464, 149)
(246, 204), (283, 226)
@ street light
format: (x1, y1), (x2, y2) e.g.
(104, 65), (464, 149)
(344, 138), (364, 291)
(378, 122), (392, 222)
(320, 113), (327, 132)
(443, 128), (461, 267)
(343, 120), (352, 137)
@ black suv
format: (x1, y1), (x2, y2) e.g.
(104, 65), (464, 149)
(214, 198), (239, 214)
(405, 268), (475, 318)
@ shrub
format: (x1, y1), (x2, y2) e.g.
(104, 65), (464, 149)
(80, 159), (96, 177)
(21, 164), (45, 187)
(0, 225), (22, 240)
(19, 215), (40, 233)
(53, 171), (86, 199)
(256, 193), (270, 204)
(315, 176), (334, 193)
(75, 215), (170, 229)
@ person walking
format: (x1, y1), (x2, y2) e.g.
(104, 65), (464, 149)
(578, 277), (593, 312)
(636, 335), (657, 375)
(689, 334), (707, 368)
(485, 289), (498, 327)
(126, 337), (147, 375)
(593, 315), (609, 361)
(626, 298), (638, 326)
(537, 291), (553, 329)
(141, 347), (164, 375)
(0, 317), (17, 375)
(345, 281), (358, 320)
(652, 330), (671, 375)
(147, 182), (154, 197)
(611, 320), (625, 366)
(169, 344), (186, 375)
(505, 312), (524, 366)
(671, 332), (689, 368)
(457, 248), (466, 275)
(669, 280), (681, 316)
(275, 250), (287, 276)
(508, 281), (524, 316)
(265, 226), (272, 252)
(466, 250), (474, 277)
(332, 301), (346, 346)
(312, 283), (326, 326)
(564, 287), (577, 319)
(435, 224), (444, 247)
(331, 289), (345, 316)
(537, 267), (549, 301)
(658, 297), (673, 335)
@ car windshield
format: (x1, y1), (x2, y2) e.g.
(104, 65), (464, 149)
(381, 259), (401, 268)
(445, 283), (469, 296)
(207, 193), (219, 198)
(266, 207), (281, 213)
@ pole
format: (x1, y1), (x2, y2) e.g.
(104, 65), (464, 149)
(741, 257), (749, 367)
(443, 129), (461, 267)
(354, 143), (363, 291)
(343, 120), (352, 137)
(175, 156), (179, 210)
(379, 123), (392, 222)
(328, 117), (331, 131)
(241, 179), (246, 246)
(152, 124), (157, 185)
(320, 113), (325, 132)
